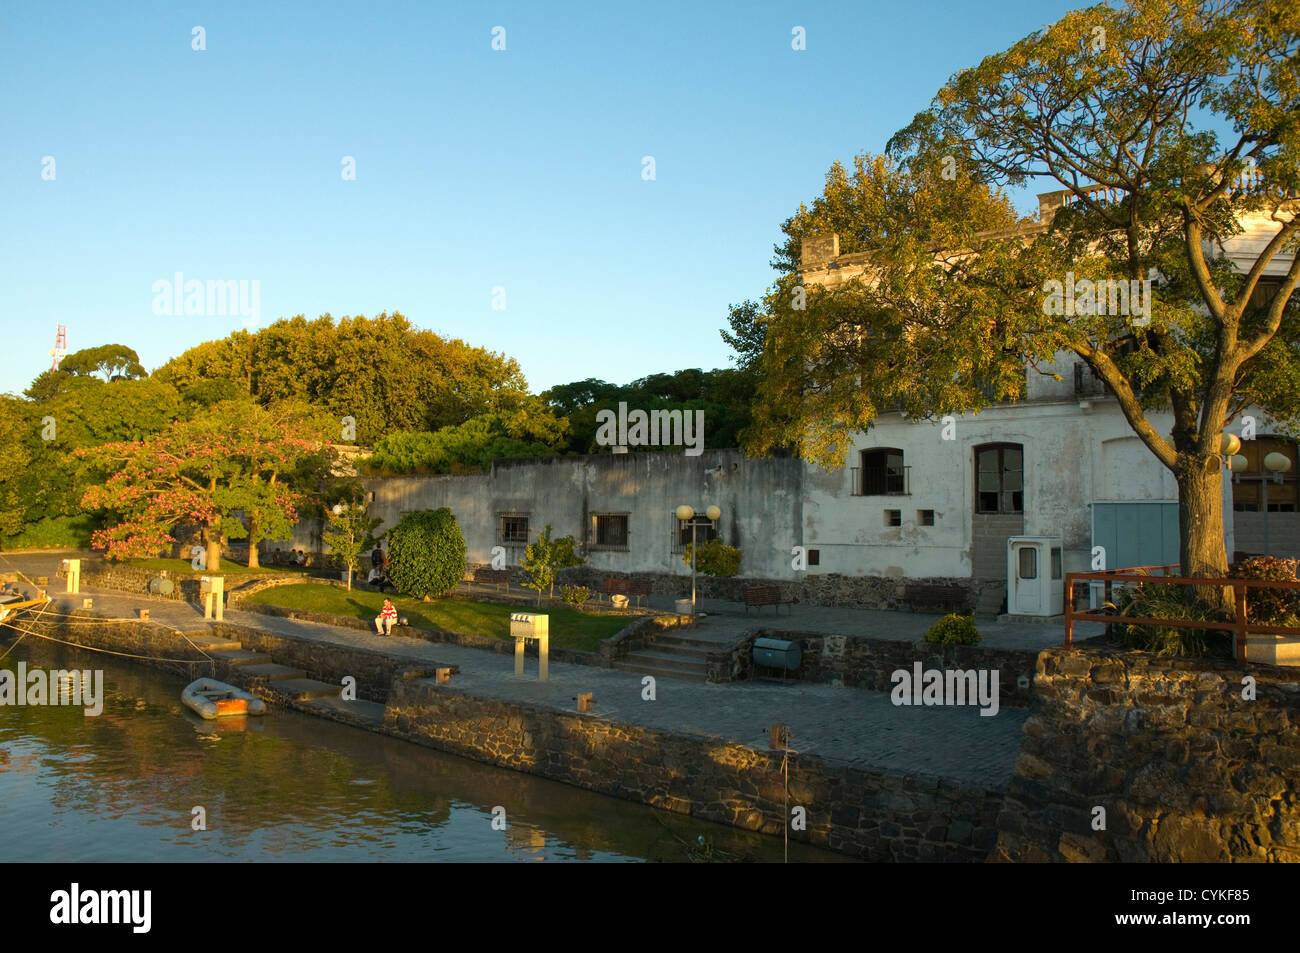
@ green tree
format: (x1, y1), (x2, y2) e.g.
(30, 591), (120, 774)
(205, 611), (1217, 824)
(57, 344), (146, 381)
(520, 524), (585, 604)
(365, 401), (569, 474)
(154, 313), (531, 444)
(75, 399), (330, 568)
(321, 502), (383, 590)
(743, 0), (1300, 582)
(386, 508), (466, 598)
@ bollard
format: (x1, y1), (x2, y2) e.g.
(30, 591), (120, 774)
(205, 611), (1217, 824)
(61, 558), (81, 595)
(82, 598), (93, 610)
(576, 692), (594, 713)
(769, 724), (790, 750)
(138, 608), (150, 621)
(435, 667), (452, 684)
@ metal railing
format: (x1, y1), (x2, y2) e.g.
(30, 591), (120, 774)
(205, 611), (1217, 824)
(1063, 564), (1300, 663)
(850, 465), (911, 496)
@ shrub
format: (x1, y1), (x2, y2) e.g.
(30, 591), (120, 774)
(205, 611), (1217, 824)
(682, 539), (742, 577)
(386, 508), (466, 598)
(560, 585), (591, 607)
(1229, 556), (1300, 625)
(1112, 574), (1234, 659)
(520, 524), (585, 604)
(922, 613), (981, 645)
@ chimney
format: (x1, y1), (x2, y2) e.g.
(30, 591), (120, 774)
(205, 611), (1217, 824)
(800, 233), (840, 269)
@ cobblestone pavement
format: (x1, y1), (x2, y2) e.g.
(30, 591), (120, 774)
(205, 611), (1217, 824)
(2, 552), (1033, 789)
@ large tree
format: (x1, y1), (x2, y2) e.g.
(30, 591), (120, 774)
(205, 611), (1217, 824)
(740, 0), (1300, 581)
(76, 399), (332, 568)
(154, 312), (531, 444)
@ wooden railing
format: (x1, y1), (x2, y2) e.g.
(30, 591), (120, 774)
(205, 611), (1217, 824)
(1063, 564), (1300, 664)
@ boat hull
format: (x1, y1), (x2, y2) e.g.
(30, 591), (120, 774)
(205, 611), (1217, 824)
(182, 678), (267, 720)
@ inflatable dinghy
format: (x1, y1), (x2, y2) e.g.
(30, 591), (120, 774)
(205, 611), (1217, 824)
(182, 678), (267, 719)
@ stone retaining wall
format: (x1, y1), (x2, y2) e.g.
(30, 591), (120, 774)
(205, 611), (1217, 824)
(554, 567), (1004, 612)
(384, 677), (1004, 861)
(76, 563), (305, 603)
(750, 629), (1038, 708)
(992, 646), (1300, 862)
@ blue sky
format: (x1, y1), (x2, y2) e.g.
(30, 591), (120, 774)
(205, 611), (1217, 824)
(1, 0), (1082, 399)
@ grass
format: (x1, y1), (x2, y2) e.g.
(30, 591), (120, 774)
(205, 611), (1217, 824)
(245, 582), (632, 651)
(121, 558), (304, 575)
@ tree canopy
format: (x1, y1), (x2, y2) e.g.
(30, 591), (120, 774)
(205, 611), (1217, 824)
(735, 0), (1300, 578)
(153, 312), (531, 445)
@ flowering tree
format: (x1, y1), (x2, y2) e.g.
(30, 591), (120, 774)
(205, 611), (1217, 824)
(76, 400), (332, 567)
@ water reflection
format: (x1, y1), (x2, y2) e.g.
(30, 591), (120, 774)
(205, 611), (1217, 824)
(0, 637), (848, 863)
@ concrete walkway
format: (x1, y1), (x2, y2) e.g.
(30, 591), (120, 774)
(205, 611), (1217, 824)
(0, 552), (1051, 789)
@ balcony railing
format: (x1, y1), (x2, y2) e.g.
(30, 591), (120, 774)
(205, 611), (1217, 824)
(850, 465), (911, 496)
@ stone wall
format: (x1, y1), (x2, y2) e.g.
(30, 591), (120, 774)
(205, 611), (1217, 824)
(384, 677), (1004, 861)
(748, 629), (1037, 708)
(992, 646), (1300, 862)
(556, 566), (993, 612)
(76, 563), (305, 603)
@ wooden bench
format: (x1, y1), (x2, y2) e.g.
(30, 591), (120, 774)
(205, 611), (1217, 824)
(471, 568), (512, 592)
(602, 577), (652, 607)
(903, 584), (967, 614)
(743, 585), (791, 614)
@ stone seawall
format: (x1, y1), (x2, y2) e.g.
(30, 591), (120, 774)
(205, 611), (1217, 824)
(383, 677), (1004, 861)
(993, 646), (1300, 862)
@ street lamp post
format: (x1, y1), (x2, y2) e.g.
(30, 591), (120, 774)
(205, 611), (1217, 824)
(675, 504), (721, 617)
(1261, 452), (1293, 555)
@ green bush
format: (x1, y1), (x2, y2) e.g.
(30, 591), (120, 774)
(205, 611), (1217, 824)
(1229, 556), (1300, 625)
(682, 539), (742, 577)
(1112, 574), (1234, 659)
(386, 508), (466, 598)
(1, 514), (97, 550)
(560, 584), (591, 607)
(922, 613), (981, 645)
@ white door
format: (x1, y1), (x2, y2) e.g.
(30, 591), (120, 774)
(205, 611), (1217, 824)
(1012, 543), (1042, 614)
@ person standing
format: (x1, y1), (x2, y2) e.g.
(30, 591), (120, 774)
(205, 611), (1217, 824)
(371, 545), (384, 572)
(375, 598), (398, 636)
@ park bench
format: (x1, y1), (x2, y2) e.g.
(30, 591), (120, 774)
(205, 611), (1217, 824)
(471, 568), (512, 593)
(602, 577), (652, 607)
(903, 584), (967, 614)
(743, 585), (792, 614)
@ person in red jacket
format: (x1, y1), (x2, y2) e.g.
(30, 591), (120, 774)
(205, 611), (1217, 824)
(375, 598), (398, 636)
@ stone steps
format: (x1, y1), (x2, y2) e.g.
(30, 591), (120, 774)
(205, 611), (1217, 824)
(238, 662), (308, 682)
(207, 648), (273, 665)
(273, 677), (343, 701)
(301, 696), (387, 726)
(182, 634), (246, 652)
(613, 659), (710, 683)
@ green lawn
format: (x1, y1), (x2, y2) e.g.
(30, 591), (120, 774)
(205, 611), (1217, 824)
(244, 583), (632, 651)
(122, 558), (304, 575)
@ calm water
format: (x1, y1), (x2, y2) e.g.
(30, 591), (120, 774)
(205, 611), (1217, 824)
(0, 636), (845, 863)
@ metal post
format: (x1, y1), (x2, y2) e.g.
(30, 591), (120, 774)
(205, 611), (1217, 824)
(691, 519), (698, 616)
(1235, 581), (1248, 664)
(1262, 476), (1271, 556)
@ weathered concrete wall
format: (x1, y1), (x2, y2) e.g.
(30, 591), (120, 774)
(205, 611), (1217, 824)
(384, 677), (1004, 861)
(992, 646), (1300, 862)
(365, 450), (805, 580)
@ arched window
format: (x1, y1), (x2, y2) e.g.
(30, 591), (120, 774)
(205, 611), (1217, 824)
(856, 448), (907, 496)
(975, 443), (1023, 514)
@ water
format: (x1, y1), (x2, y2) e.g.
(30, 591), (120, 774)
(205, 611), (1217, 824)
(0, 636), (846, 862)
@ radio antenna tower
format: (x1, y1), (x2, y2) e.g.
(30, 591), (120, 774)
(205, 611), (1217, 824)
(49, 325), (67, 370)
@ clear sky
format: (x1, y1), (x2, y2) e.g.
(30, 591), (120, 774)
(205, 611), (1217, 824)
(1, 0), (1082, 399)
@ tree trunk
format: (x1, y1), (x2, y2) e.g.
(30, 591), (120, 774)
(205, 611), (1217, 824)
(204, 533), (222, 574)
(247, 522), (260, 569)
(1175, 452), (1232, 609)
